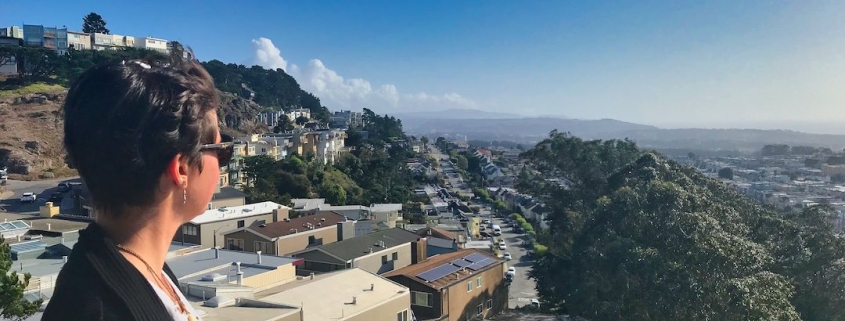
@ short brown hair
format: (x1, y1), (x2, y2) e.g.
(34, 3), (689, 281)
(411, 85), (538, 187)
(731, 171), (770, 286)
(64, 50), (220, 217)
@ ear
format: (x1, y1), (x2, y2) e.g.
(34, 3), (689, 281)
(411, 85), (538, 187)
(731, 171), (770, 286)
(165, 153), (189, 187)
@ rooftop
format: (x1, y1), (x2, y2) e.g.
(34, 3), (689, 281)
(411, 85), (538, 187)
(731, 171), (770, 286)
(26, 218), (89, 233)
(190, 202), (289, 225)
(167, 247), (302, 282)
(370, 203), (403, 213)
(12, 257), (66, 277)
(211, 187), (247, 201)
(304, 228), (420, 262)
(416, 227), (459, 241)
(244, 211), (347, 239)
(256, 268), (409, 320)
(290, 198), (325, 211)
(383, 249), (502, 289)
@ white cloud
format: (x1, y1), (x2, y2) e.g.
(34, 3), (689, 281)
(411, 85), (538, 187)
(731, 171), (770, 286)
(251, 38), (287, 71)
(249, 37), (477, 112)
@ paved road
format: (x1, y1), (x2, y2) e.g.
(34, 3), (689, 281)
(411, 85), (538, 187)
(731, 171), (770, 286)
(0, 177), (81, 215)
(495, 216), (538, 309)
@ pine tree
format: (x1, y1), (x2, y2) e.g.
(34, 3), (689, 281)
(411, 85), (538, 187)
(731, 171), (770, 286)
(0, 237), (42, 321)
(82, 12), (110, 34)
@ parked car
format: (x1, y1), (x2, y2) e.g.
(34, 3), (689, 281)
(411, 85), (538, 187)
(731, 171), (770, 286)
(506, 267), (516, 277)
(503, 252), (512, 261)
(48, 192), (63, 204)
(57, 182), (72, 192)
(20, 192), (36, 203)
(498, 243), (506, 251)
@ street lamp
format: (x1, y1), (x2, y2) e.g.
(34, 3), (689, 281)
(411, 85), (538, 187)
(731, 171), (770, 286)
(213, 223), (233, 249)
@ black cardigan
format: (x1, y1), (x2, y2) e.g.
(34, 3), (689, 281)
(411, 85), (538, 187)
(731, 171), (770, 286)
(42, 223), (182, 321)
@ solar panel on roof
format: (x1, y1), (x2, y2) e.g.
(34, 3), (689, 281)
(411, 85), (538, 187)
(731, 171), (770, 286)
(467, 258), (496, 271)
(417, 263), (460, 282)
(462, 252), (489, 263)
(451, 259), (472, 267)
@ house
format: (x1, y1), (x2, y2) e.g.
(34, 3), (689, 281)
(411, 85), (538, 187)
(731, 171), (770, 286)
(425, 236), (459, 258)
(66, 31), (90, 50)
(167, 247), (303, 299)
(191, 268), (411, 321)
(22, 24), (68, 54)
(290, 228), (424, 275)
(222, 211), (354, 255)
(0, 36), (21, 75)
(134, 36), (168, 53)
(174, 201), (291, 249)
(208, 186), (247, 209)
(290, 198), (326, 213)
(383, 249), (508, 321)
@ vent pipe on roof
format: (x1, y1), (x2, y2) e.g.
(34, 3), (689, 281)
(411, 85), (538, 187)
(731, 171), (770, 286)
(236, 262), (242, 273)
(257, 251), (262, 264)
(369, 247), (373, 253)
(310, 272), (315, 280)
(62, 256), (68, 263)
(237, 271), (244, 285)
(47, 223), (51, 231)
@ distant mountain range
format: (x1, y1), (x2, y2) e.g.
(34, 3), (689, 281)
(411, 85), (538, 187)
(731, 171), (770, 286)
(400, 116), (845, 152)
(390, 108), (552, 120)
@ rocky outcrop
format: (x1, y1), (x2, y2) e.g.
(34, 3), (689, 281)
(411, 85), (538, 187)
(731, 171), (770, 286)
(217, 90), (266, 135)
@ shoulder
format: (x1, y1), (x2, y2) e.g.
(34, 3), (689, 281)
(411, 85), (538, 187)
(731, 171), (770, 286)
(41, 254), (131, 321)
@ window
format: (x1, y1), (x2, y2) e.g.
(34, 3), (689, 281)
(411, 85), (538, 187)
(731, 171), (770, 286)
(226, 238), (244, 251)
(486, 299), (493, 310)
(467, 281), (473, 292)
(254, 241), (273, 254)
(411, 291), (433, 307)
(182, 225), (197, 236)
(477, 304), (483, 315)
(382, 255), (388, 264)
(237, 220), (245, 228)
(396, 309), (409, 321)
(392, 252), (398, 260)
(477, 277), (482, 288)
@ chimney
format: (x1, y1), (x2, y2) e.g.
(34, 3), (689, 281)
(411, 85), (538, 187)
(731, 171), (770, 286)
(370, 283), (374, 291)
(62, 256), (68, 263)
(257, 251), (262, 264)
(237, 272), (244, 285)
(214, 247), (219, 259)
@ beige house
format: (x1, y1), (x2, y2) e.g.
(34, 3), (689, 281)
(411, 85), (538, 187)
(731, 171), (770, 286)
(222, 211), (355, 255)
(384, 249), (508, 321)
(191, 268), (412, 321)
(290, 228), (424, 275)
(174, 201), (291, 249)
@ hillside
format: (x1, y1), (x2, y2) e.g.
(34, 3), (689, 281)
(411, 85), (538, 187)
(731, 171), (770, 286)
(0, 86), (267, 178)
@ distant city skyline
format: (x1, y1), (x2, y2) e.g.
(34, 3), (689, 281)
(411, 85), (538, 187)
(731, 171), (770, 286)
(4, 1), (845, 130)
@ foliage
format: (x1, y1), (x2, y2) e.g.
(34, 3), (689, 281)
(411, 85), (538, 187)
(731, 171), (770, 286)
(0, 82), (65, 99)
(0, 238), (42, 321)
(718, 167), (734, 180)
(761, 144), (833, 156)
(82, 12), (110, 34)
(0, 46), (166, 85)
(519, 130), (845, 321)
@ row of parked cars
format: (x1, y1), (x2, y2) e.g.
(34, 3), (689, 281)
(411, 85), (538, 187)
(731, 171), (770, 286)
(20, 182), (74, 204)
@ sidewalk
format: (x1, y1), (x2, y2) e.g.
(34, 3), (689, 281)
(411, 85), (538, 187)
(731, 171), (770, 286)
(0, 189), (12, 200)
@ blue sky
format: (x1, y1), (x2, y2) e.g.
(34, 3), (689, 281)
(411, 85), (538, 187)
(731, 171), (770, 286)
(4, 1), (845, 129)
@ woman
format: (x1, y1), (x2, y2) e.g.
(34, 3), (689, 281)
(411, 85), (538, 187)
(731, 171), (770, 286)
(42, 51), (233, 321)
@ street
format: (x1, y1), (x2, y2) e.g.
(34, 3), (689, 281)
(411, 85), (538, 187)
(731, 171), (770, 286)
(0, 177), (80, 216)
(494, 216), (539, 309)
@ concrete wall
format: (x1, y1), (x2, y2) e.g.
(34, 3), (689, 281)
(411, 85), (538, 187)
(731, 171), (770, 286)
(277, 227), (338, 255)
(352, 244), (413, 275)
(445, 263), (508, 321)
(242, 264), (296, 291)
(345, 292), (411, 321)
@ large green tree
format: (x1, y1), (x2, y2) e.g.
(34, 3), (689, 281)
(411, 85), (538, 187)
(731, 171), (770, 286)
(82, 12), (110, 34)
(0, 238), (42, 321)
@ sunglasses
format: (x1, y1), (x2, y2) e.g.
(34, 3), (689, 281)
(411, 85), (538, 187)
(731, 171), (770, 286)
(199, 134), (234, 167)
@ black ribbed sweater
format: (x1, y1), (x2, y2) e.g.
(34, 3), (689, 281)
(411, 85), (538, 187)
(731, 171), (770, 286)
(42, 223), (180, 321)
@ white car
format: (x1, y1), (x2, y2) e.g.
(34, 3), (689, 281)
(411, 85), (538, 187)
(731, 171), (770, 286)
(503, 252), (512, 261)
(498, 243), (506, 250)
(20, 192), (36, 203)
(506, 267), (516, 277)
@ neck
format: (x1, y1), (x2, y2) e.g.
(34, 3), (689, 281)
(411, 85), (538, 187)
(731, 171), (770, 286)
(97, 205), (182, 274)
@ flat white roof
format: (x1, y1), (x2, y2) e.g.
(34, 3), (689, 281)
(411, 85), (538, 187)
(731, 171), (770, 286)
(190, 202), (289, 225)
(259, 268), (409, 320)
(371, 203), (403, 212)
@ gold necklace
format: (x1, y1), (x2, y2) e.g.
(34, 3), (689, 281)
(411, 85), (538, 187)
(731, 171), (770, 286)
(117, 245), (197, 321)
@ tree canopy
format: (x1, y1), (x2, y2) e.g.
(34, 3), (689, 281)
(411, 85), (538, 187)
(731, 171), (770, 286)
(519, 130), (845, 321)
(0, 238), (42, 321)
(82, 12), (109, 34)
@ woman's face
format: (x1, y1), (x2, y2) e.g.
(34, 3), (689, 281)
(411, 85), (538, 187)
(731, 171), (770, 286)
(184, 111), (223, 220)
